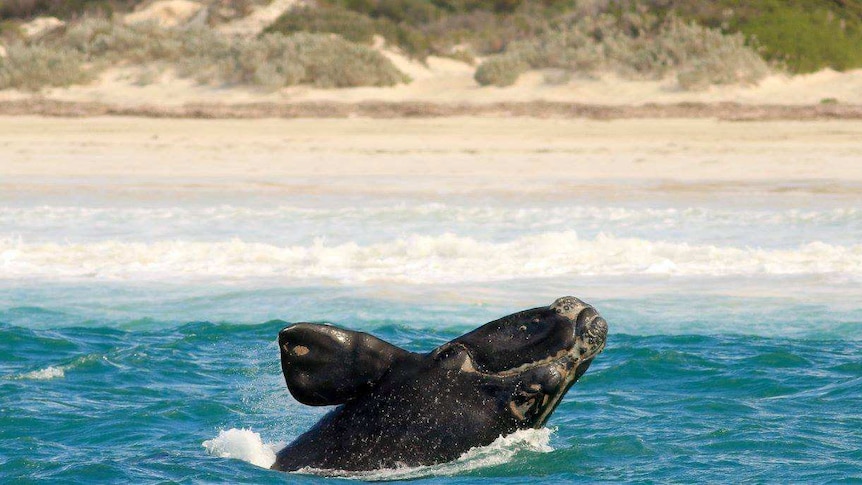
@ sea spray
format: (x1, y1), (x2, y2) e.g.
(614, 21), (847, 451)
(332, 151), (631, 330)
(15, 365), (65, 380)
(202, 428), (280, 468)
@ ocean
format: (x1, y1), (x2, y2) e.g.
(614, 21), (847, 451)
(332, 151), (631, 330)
(2, 177), (861, 483)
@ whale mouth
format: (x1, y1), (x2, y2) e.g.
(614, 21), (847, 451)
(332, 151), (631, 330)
(465, 299), (607, 378)
(445, 297), (607, 427)
(447, 296), (607, 380)
(525, 298), (607, 426)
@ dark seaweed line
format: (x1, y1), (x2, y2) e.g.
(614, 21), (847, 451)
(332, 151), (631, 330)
(2, 100), (862, 120)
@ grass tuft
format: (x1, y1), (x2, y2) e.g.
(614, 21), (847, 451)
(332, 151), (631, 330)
(473, 53), (527, 87)
(0, 41), (92, 90)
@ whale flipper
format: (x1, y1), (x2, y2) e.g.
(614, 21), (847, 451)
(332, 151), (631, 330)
(278, 323), (412, 406)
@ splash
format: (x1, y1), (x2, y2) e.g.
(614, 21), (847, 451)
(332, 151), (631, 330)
(15, 365), (65, 380)
(202, 428), (279, 468)
(297, 427), (554, 481)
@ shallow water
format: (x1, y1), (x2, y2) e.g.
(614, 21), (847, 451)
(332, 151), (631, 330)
(2, 180), (861, 482)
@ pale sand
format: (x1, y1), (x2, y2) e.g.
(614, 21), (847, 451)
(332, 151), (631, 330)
(2, 117), (861, 196)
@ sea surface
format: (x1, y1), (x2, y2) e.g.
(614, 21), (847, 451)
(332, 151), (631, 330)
(1, 178), (861, 483)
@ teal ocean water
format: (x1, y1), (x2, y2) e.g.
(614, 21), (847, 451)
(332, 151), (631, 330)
(2, 184), (861, 482)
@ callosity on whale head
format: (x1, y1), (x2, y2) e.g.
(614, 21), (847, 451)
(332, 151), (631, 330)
(271, 296), (608, 472)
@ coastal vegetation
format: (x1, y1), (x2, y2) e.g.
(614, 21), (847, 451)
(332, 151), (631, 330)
(1, 0), (861, 91)
(265, 1), (862, 77)
(657, 0), (862, 73)
(472, 12), (769, 88)
(0, 17), (407, 90)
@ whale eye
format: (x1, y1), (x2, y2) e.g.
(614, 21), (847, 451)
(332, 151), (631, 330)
(435, 347), (458, 360)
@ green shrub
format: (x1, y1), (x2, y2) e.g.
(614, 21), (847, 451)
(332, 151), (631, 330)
(473, 52), (527, 86)
(422, 7), (551, 55)
(293, 33), (410, 87)
(362, 0), (440, 24)
(277, 0), (862, 81)
(605, 16), (770, 83)
(200, 32), (410, 89)
(670, 23), (769, 89)
(0, 41), (92, 90)
(0, 19), (24, 42)
(265, 4), (436, 59)
(325, 0), (439, 23)
(474, 13), (770, 90)
(264, 5), (380, 45)
(266, 0), (559, 59)
(733, 5), (862, 73)
(0, 0), (137, 20)
(0, 17), (409, 91)
(664, 0), (862, 73)
(65, 18), (196, 62)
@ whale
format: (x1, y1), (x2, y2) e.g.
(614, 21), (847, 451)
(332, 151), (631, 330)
(271, 296), (608, 472)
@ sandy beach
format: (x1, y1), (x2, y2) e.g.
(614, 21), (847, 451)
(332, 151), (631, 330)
(3, 116), (861, 197)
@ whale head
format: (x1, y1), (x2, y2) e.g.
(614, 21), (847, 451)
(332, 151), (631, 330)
(431, 296), (608, 427)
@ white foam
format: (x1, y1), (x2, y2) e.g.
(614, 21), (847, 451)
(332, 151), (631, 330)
(16, 366), (65, 380)
(3, 205), (861, 249)
(0, 204), (858, 222)
(297, 427), (554, 481)
(1, 232), (861, 283)
(202, 428), (279, 468)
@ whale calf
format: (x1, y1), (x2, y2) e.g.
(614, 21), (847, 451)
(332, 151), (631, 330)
(271, 296), (608, 472)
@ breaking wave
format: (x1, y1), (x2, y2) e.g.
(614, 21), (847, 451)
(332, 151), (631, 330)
(1, 233), (860, 283)
(14, 365), (65, 380)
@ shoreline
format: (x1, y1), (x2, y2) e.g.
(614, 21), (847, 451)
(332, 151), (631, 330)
(2, 99), (862, 120)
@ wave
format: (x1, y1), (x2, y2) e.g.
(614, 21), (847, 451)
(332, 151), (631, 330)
(2, 232), (861, 283)
(7, 353), (105, 380)
(13, 365), (65, 380)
